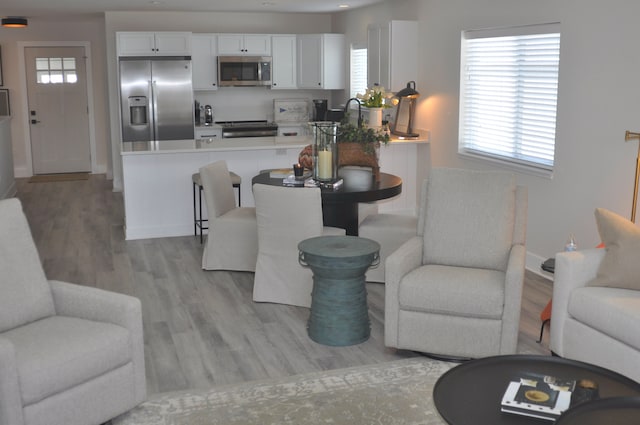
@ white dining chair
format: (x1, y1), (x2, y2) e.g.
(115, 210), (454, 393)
(200, 160), (258, 271)
(252, 184), (345, 307)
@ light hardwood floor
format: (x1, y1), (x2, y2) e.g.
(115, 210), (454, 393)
(15, 174), (553, 395)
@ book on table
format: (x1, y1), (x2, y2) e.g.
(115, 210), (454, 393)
(269, 168), (295, 178)
(500, 372), (576, 421)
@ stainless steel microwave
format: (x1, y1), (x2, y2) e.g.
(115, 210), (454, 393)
(217, 56), (272, 87)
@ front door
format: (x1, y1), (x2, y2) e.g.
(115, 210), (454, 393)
(25, 46), (91, 174)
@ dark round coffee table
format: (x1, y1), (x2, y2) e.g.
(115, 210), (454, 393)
(555, 396), (640, 425)
(433, 355), (640, 425)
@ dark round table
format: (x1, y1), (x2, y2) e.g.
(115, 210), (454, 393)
(251, 171), (402, 236)
(433, 355), (640, 425)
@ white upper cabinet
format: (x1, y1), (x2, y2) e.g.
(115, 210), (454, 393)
(367, 21), (418, 92)
(271, 35), (297, 89)
(297, 34), (345, 90)
(217, 34), (271, 55)
(117, 32), (192, 57)
(192, 34), (218, 90)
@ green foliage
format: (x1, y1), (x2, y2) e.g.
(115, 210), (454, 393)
(337, 115), (390, 155)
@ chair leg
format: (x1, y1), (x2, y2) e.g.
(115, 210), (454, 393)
(198, 185), (204, 244)
(537, 319), (550, 343)
(192, 181), (197, 237)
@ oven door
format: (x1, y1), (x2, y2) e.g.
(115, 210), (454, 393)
(217, 56), (271, 87)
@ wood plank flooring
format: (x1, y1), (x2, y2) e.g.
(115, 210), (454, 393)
(15, 174), (553, 395)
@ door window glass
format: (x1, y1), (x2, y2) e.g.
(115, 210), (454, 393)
(36, 57), (77, 84)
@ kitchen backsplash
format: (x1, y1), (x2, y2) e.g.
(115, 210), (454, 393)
(194, 87), (335, 123)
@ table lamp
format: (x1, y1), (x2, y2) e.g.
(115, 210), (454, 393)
(392, 81), (420, 139)
(625, 130), (640, 223)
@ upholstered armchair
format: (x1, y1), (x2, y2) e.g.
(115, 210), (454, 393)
(551, 208), (640, 383)
(0, 198), (146, 425)
(385, 168), (527, 359)
(200, 160), (258, 271)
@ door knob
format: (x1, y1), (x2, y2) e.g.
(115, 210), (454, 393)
(31, 119), (41, 124)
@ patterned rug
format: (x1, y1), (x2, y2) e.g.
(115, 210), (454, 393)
(113, 357), (454, 425)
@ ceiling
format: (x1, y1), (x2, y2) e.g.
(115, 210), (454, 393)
(1, 0), (384, 19)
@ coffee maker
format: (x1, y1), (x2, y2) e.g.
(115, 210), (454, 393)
(312, 99), (328, 121)
(204, 105), (213, 125)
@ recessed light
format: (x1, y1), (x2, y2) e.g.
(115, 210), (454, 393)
(2, 17), (28, 28)
(262, 2), (276, 6)
(339, 4), (350, 8)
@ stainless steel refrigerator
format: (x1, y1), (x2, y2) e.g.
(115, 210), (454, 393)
(119, 57), (194, 143)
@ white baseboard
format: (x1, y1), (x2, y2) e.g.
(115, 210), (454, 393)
(125, 224), (193, 241)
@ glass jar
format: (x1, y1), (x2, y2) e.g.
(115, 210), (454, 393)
(309, 122), (338, 182)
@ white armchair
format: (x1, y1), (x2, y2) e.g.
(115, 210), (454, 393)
(551, 248), (640, 383)
(0, 198), (146, 425)
(385, 168), (527, 359)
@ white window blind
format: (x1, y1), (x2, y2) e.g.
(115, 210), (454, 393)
(350, 45), (368, 99)
(459, 23), (561, 172)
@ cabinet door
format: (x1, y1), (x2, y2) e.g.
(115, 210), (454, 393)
(243, 35), (271, 55)
(322, 34), (345, 90)
(297, 35), (322, 88)
(271, 35), (297, 89)
(367, 26), (381, 88)
(388, 21), (418, 92)
(192, 34), (218, 90)
(117, 32), (156, 56)
(217, 34), (245, 54)
(154, 32), (192, 56)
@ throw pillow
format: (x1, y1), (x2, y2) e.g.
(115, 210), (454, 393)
(590, 207), (640, 290)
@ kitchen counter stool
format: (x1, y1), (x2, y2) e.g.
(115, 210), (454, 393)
(192, 171), (241, 243)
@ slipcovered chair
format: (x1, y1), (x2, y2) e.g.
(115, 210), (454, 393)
(200, 160), (258, 271)
(550, 208), (640, 383)
(0, 198), (146, 425)
(385, 167), (527, 359)
(252, 184), (345, 307)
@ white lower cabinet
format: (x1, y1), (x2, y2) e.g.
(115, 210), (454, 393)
(122, 146), (303, 240)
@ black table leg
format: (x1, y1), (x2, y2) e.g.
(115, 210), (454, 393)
(322, 201), (359, 236)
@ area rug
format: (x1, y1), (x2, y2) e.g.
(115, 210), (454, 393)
(28, 173), (89, 183)
(113, 357), (454, 425)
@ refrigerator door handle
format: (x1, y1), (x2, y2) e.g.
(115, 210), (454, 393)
(151, 80), (159, 142)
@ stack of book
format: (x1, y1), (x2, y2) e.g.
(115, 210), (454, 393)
(501, 373), (575, 421)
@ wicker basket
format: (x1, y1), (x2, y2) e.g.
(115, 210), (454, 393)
(337, 142), (380, 182)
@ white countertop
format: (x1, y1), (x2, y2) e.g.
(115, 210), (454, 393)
(121, 130), (430, 155)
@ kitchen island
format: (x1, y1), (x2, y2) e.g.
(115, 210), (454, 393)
(121, 133), (429, 240)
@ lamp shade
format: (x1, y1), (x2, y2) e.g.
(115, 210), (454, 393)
(2, 17), (28, 28)
(396, 81), (420, 98)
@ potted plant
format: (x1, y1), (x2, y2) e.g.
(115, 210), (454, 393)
(337, 114), (390, 182)
(356, 85), (394, 128)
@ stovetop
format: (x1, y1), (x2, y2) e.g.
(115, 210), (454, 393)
(216, 120), (278, 129)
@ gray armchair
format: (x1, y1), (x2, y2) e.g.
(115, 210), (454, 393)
(385, 168), (527, 359)
(0, 198), (146, 425)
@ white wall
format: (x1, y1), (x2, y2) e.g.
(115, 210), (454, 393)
(336, 0), (640, 269)
(0, 16), (110, 178)
(0, 117), (16, 198)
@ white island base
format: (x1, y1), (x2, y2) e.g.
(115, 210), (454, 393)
(121, 135), (429, 240)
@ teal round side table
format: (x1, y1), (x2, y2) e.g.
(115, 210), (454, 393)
(298, 235), (380, 346)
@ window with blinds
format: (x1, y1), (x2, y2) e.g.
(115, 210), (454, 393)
(350, 45), (368, 99)
(459, 23), (561, 174)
